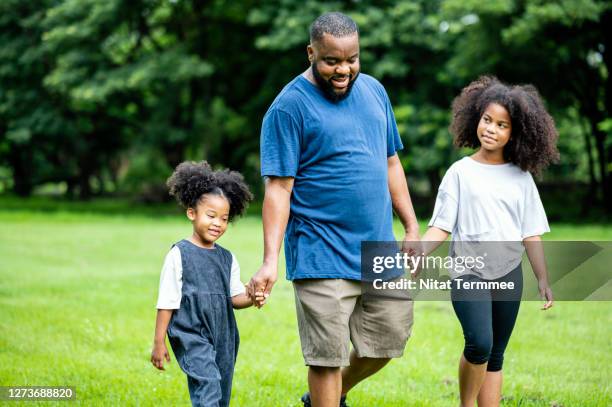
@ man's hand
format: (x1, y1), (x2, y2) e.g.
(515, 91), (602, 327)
(247, 263), (278, 308)
(401, 230), (423, 278)
(251, 176), (292, 308)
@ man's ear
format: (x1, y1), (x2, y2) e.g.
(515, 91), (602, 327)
(186, 207), (196, 221)
(307, 44), (314, 63)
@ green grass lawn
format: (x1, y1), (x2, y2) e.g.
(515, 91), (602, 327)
(0, 205), (610, 406)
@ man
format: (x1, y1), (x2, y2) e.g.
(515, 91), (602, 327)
(248, 12), (420, 407)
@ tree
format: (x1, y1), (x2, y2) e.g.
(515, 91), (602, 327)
(1, 0), (608, 217)
(250, 0), (462, 201)
(251, 0), (611, 214)
(0, 0), (76, 196)
(440, 0), (611, 212)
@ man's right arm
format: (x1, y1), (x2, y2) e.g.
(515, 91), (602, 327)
(247, 176), (294, 306)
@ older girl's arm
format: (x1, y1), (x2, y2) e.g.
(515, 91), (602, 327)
(524, 235), (553, 310)
(422, 227), (450, 256)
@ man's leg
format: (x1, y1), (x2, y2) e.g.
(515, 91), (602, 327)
(341, 351), (390, 395)
(294, 279), (358, 406)
(309, 366), (342, 407)
(344, 283), (414, 397)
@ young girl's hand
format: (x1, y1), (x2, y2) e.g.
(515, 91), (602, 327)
(254, 291), (268, 308)
(151, 342), (171, 370)
(538, 280), (554, 310)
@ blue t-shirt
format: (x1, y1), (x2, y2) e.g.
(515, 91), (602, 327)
(260, 73), (403, 280)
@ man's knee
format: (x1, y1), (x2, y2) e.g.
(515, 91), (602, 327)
(351, 355), (391, 369)
(363, 356), (391, 364)
(310, 365), (341, 375)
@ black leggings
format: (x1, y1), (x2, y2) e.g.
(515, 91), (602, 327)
(451, 265), (523, 372)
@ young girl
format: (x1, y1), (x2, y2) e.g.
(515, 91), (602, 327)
(422, 76), (559, 407)
(150, 161), (263, 407)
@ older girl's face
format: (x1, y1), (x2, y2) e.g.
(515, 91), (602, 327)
(477, 103), (512, 152)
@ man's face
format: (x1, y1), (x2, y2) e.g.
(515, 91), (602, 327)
(308, 33), (360, 102)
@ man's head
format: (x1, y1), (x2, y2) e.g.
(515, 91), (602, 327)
(308, 12), (360, 102)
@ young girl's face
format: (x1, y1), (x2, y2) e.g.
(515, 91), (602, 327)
(187, 194), (230, 248)
(477, 103), (512, 153)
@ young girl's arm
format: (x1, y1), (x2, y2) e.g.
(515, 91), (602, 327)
(232, 293), (253, 309)
(524, 235), (553, 310)
(151, 309), (173, 370)
(232, 289), (266, 309)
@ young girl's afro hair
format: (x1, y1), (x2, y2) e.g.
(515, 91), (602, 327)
(166, 161), (253, 221)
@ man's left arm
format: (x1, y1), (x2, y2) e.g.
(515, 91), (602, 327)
(388, 153), (421, 249)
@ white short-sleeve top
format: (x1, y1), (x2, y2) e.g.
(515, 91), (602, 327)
(156, 246), (246, 309)
(428, 157), (550, 278)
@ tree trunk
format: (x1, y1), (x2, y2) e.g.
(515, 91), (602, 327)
(427, 169), (441, 209)
(601, 8), (612, 214)
(9, 146), (33, 197)
(580, 119), (597, 217)
(590, 120), (610, 214)
(78, 172), (92, 200)
(77, 151), (94, 200)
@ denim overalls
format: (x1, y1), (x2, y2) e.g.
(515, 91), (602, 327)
(167, 240), (239, 407)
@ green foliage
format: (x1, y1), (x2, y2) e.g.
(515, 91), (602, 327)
(501, 0), (604, 43)
(438, 0), (610, 209)
(117, 147), (173, 203)
(0, 0), (609, 214)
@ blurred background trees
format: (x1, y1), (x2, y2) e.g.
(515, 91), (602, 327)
(0, 0), (609, 219)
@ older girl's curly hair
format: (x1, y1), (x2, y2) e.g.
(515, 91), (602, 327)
(450, 76), (560, 175)
(166, 161), (253, 221)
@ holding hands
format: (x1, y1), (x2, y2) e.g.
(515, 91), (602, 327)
(402, 229), (424, 278)
(247, 262), (277, 308)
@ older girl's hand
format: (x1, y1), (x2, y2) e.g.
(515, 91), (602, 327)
(538, 280), (553, 310)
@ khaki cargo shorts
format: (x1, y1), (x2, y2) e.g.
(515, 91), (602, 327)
(293, 278), (414, 367)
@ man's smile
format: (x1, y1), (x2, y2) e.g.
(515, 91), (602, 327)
(331, 76), (350, 89)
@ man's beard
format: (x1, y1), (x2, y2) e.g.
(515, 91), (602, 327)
(312, 64), (359, 103)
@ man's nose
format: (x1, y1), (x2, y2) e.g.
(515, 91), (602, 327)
(336, 63), (350, 75)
